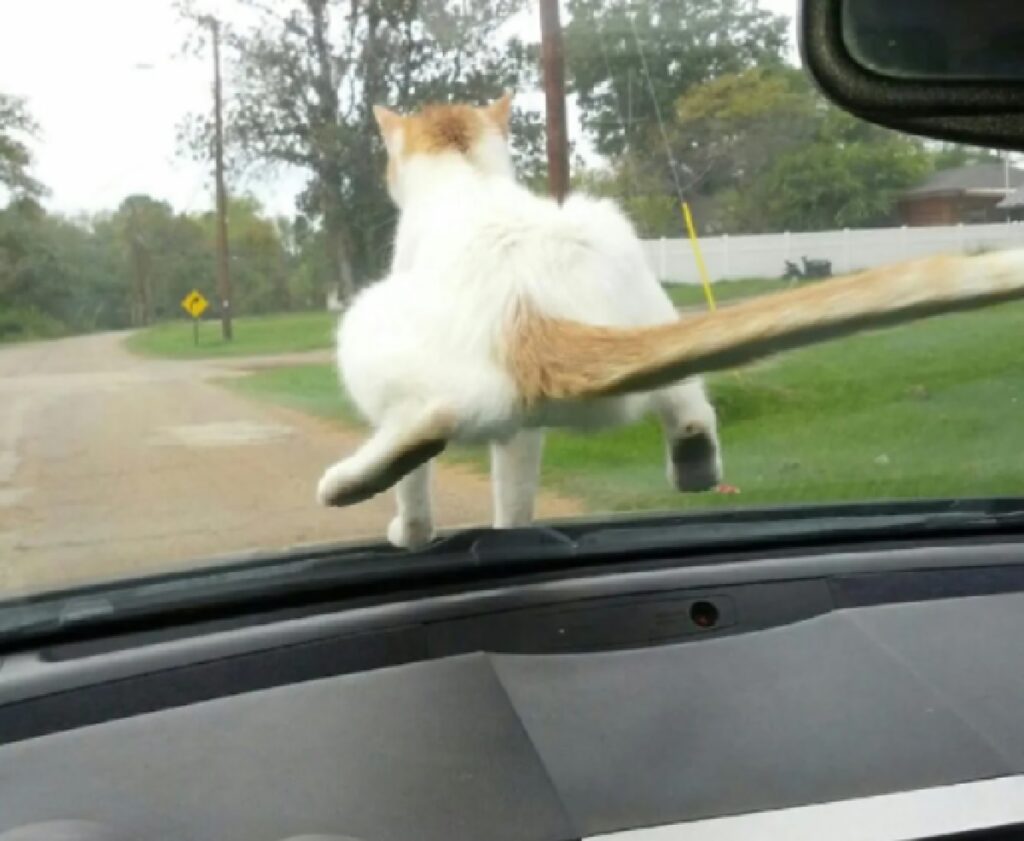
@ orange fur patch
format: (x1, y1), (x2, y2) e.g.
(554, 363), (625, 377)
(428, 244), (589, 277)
(374, 96), (513, 165)
(505, 252), (1024, 405)
(404, 104), (484, 155)
(505, 302), (684, 405)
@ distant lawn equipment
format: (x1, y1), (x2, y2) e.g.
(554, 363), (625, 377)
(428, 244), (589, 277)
(783, 257), (833, 280)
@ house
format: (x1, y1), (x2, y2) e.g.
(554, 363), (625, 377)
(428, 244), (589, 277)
(898, 163), (1024, 226)
(997, 184), (1024, 221)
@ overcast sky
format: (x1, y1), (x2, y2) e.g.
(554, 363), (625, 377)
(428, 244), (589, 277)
(0, 0), (797, 218)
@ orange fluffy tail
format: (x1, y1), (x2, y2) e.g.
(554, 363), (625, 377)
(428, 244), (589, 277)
(508, 249), (1024, 402)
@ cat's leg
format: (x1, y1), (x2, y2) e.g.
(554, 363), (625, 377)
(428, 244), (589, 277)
(654, 378), (723, 492)
(316, 402), (455, 508)
(387, 462), (435, 549)
(490, 429), (545, 528)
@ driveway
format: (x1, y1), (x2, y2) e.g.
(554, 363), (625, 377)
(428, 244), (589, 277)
(0, 333), (580, 596)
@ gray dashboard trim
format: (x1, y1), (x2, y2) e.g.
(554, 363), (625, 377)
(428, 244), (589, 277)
(589, 776), (1024, 840)
(1, 541), (1020, 707)
(3, 591), (1024, 839)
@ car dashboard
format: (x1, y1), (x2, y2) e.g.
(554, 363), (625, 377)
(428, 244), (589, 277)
(2, 539), (1024, 840)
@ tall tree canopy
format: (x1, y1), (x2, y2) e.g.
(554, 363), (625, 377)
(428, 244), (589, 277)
(1, 188), (308, 341)
(680, 71), (932, 233)
(179, 0), (541, 302)
(0, 93), (45, 200)
(582, 65), (933, 236)
(564, 0), (790, 157)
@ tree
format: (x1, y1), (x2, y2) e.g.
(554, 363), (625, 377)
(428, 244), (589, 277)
(197, 196), (292, 314)
(929, 142), (1005, 172)
(109, 194), (311, 320)
(573, 165), (683, 237)
(580, 64), (933, 235)
(178, 0), (540, 304)
(0, 93), (45, 201)
(724, 115), (932, 232)
(0, 182), (310, 341)
(568, 67), (815, 236)
(110, 196), (178, 325)
(0, 201), (132, 337)
(275, 214), (323, 310)
(667, 66), (817, 200)
(0, 199), (63, 319)
(564, 0), (789, 157)
(46, 214), (131, 331)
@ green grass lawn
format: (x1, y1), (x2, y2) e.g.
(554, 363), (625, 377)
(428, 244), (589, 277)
(125, 311), (336, 359)
(223, 300), (1024, 514)
(226, 362), (361, 423)
(663, 277), (795, 309)
(0, 307), (69, 344)
(127, 282), (782, 361)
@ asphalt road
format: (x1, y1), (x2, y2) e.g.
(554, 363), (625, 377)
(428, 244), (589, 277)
(0, 332), (580, 596)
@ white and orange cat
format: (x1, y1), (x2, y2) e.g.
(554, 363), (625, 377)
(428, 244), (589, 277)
(317, 94), (1024, 549)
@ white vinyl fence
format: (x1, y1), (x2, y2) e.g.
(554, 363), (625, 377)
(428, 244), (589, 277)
(645, 222), (1024, 285)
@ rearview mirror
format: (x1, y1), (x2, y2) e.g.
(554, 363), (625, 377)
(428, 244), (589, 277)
(801, 0), (1024, 149)
(842, 0), (1024, 81)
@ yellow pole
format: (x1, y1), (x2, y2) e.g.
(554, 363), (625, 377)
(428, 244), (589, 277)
(681, 202), (717, 311)
(682, 201), (743, 388)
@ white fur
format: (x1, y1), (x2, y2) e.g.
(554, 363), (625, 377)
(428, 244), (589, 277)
(319, 120), (721, 546)
(491, 429), (545, 529)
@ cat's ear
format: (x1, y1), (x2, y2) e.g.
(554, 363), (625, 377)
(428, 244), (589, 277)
(373, 105), (403, 141)
(485, 93), (513, 136)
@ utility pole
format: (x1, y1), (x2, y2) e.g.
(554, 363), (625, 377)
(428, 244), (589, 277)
(205, 15), (233, 340)
(127, 203), (152, 326)
(539, 0), (570, 203)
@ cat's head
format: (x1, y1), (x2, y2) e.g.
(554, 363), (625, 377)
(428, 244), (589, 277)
(372, 95), (514, 206)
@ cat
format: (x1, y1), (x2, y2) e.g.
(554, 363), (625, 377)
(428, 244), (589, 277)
(318, 94), (721, 547)
(317, 94), (1024, 549)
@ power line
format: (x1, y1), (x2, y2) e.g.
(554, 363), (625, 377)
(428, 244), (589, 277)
(625, 6), (687, 203)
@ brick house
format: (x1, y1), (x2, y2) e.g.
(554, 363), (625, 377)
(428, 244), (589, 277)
(997, 184), (1024, 220)
(898, 163), (1024, 226)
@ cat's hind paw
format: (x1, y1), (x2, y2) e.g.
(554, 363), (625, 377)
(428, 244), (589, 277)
(317, 407), (454, 508)
(668, 425), (722, 493)
(316, 461), (364, 507)
(387, 516), (435, 550)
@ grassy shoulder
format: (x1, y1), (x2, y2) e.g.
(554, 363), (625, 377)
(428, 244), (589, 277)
(226, 362), (360, 423)
(663, 277), (793, 309)
(125, 311), (336, 359)
(222, 300), (1024, 514)
(125, 281), (784, 361)
(0, 307), (69, 344)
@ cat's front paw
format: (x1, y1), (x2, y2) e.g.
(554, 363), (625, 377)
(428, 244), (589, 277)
(388, 516), (435, 550)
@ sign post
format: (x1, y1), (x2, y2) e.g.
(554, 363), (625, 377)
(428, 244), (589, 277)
(180, 289), (210, 347)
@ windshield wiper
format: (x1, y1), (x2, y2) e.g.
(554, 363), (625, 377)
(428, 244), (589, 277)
(1, 498), (1023, 651)
(569, 508), (1024, 559)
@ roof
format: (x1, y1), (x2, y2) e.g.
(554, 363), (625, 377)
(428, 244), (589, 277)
(903, 163), (1024, 199)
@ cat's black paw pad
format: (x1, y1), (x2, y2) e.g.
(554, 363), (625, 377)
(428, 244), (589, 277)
(670, 431), (721, 493)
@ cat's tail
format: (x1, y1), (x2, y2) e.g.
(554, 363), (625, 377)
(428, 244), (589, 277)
(508, 249), (1024, 402)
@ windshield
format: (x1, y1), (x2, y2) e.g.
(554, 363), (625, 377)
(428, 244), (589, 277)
(0, 0), (1020, 598)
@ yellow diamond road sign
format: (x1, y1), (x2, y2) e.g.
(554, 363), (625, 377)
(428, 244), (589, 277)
(181, 289), (209, 319)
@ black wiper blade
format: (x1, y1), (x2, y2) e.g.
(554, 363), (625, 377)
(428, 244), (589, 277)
(573, 509), (1024, 558)
(0, 499), (1023, 651)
